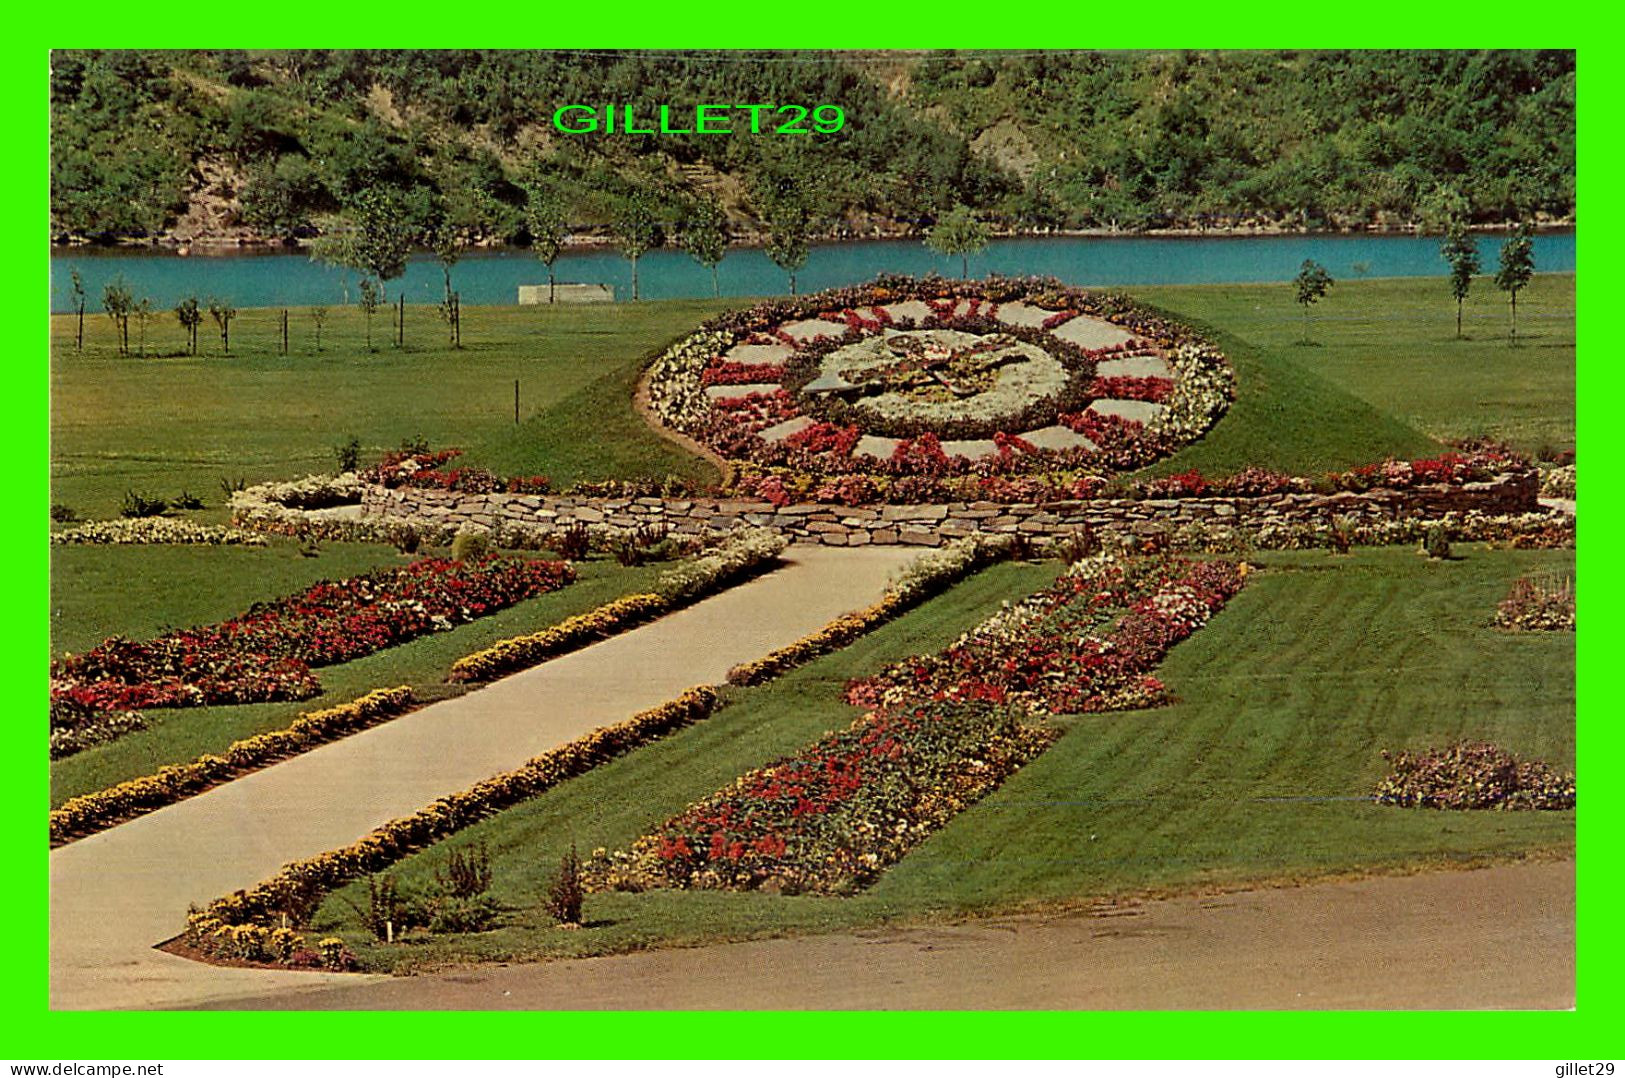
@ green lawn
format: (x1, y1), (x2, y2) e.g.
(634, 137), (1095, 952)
(308, 545), (1574, 972)
(50, 299), (735, 521)
(1135, 273), (1575, 457)
(49, 546), (668, 807)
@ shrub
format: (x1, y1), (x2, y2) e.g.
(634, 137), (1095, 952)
(450, 526), (494, 563)
(1374, 742), (1575, 810)
(120, 490), (168, 518)
(334, 436), (362, 473)
(429, 895), (500, 934)
(173, 490), (205, 510)
(50, 503), (77, 523)
(547, 843), (584, 926)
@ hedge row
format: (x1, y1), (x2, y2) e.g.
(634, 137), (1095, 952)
(447, 528), (787, 685)
(725, 536), (1009, 687)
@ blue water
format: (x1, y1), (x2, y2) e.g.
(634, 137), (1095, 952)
(47, 231), (1576, 313)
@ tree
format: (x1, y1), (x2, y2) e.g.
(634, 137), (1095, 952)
(764, 197), (811, 296)
(924, 203), (992, 278)
(102, 276), (133, 356)
(1439, 222), (1481, 339)
(312, 185), (412, 344)
(1416, 184), (1470, 235)
(676, 194), (730, 298)
(610, 189), (665, 301)
(522, 180), (569, 304)
(1494, 222), (1536, 343)
(1292, 259), (1333, 344)
(173, 294), (201, 354)
(68, 268), (86, 353)
(207, 297), (236, 355)
(133, 297), (152, 358)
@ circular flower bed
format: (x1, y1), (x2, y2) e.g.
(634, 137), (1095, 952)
(645, 275), (1234, 504)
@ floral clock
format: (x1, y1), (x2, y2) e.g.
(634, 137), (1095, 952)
(645, 276), (1235, 504)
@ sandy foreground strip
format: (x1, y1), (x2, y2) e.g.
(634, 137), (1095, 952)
(185, 858), (1573, 1012)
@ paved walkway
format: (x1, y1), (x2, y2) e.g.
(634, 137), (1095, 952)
(187, 859), (1574, 1012)
(49, 545), (917, 1011)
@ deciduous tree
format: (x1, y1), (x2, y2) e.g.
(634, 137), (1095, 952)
(1292, 259), (1333, 344)
(1439, 222), (1481, 339)
(924, 203), (991, 278)
(1495, 222), (1536, 343)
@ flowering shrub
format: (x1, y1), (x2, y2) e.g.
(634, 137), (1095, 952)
(448, 531), (787, 684)
(1373, 742), (1575, 810)
(50, 687), (415, 844)
(191, 687), (720, 948)
(51, 518), (268, 546)
(448, 594), (667, 683)
(53, 557), (575, 712)
(652, 528), (786, 605)
(1494, 575), (1575, 631)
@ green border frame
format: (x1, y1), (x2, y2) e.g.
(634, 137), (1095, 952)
(14, 26), (1611, 1059)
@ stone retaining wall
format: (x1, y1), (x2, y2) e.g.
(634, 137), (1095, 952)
(358, 471), (1540, 547)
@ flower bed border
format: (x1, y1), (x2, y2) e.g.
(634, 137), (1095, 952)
(50, 687), (415, 846)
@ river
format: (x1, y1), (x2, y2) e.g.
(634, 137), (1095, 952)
(47, 230), (1576, 313)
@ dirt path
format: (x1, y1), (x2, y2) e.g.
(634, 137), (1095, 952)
(49, 545), (918, 1011)
(185, 859), (1575, 1012)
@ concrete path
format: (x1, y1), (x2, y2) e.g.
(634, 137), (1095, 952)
(185, 859), (1574, 1012)
(49, 545), (917, 1011)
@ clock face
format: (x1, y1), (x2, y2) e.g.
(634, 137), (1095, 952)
(801, 329), (1070, 430)
(643, 279), (1234, 482)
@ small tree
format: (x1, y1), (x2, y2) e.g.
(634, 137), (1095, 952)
(69, 267), (86, 353)
(310, 305), (328, 352)
(102, 276), (133, 356)
(611, 189), (665, 301)
(1495, 222), (1536, 343)
(1439, 222), (1481, 340)
(924, 203), (992, 278)
(546, 842), (584, 927)
(677, 194), (730, 298)
(764, 198), (811, 296)
(174, 295), (202, 355)
(313, 185), (412, 343)
(133, 297), (152, 358)
(357, 279), (380, 351)
(523, 180), (570, 304)
(207, 298), (237, 355)
(1292, 259), (1333, 344)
